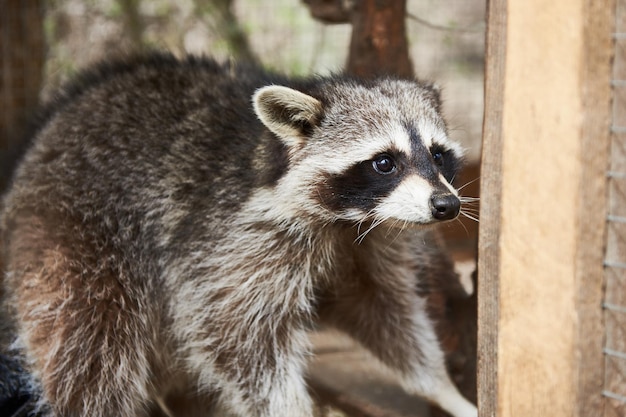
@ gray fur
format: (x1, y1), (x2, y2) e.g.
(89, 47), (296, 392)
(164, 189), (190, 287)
(0, 53), (476, 417)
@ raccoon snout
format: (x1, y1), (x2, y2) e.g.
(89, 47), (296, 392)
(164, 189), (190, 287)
(430, 193), (461, 221)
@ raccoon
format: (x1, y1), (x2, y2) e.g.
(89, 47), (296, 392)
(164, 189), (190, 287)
(0, 53), (477, 417)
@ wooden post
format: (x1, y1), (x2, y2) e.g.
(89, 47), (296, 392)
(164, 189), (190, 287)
(478, 0), (614, 416)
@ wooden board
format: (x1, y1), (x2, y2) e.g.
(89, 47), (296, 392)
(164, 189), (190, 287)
(476, 0), (506, 414)
(478, 0), (614, 415)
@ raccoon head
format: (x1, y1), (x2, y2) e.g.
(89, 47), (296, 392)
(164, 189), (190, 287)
(253, 79), (463, 227)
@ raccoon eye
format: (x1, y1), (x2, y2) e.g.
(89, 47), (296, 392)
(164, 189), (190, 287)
(372, 154), (396, 175)
(432, 151), (444, 166)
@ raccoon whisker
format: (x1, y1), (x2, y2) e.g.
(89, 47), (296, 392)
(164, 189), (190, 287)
(373, 216), (388, 231)
(459, 205), (480, 215)
(459, 201), (479, 212)
(459, 196), (480, 203)
(457, 177), (480, 192)
(356, 208), (379, 236)
(463, 213), (480, 223)
(388, 218), (410, 247)
(364, 217), (386, 241)
(355, 221), (371, 244)
(355, 228), (370, 244)
(462, 206), (480, 214)
(452, 216), (471, 237)
(460, 207), (479, 215)
(460, 211), (480, 221)
(459, 204), (479, 213)
(356, 219), (364, 236)
(459, 210), (480, 223)
(396, 218), (409, 233)
(355, 216), (386, 244)
(460, 209), (479, 217)
(400, 218), (411, 233)
(460, 207), (478, 214)
(383, 218), (402, 240)
(384, 217), (401, 236)
(459, 203), (479, 211)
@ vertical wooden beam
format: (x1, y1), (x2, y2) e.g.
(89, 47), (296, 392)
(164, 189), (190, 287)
(478, 0), (614, 415)
(477, 0), (506, 415)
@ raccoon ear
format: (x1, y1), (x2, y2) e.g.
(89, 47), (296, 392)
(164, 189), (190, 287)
(424, 82), (443, 112)
(253, 86), (322, 147)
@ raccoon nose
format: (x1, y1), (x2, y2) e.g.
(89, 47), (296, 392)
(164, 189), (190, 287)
(430, 194), (461, 221)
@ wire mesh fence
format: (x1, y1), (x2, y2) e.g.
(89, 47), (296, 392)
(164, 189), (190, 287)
(605, 0), (626, 415)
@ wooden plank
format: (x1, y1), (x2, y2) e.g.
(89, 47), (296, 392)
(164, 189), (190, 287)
(477, 0), (507, 415)
(478, 0), (614, 415)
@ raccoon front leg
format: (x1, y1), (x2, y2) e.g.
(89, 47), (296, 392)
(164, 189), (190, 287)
(179, 307), (316, 417)
(213, 352), (315, 417)
(172, 259), (317, 417)
(317, 277), (477, 417)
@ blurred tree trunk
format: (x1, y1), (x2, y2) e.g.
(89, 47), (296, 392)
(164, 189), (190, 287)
(194, 0), (258, 63)
(346, 0), (413, 78)
(0, 0), (45, 192)
(117, 0), (145, 51)
(304, 0), (413, 78)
